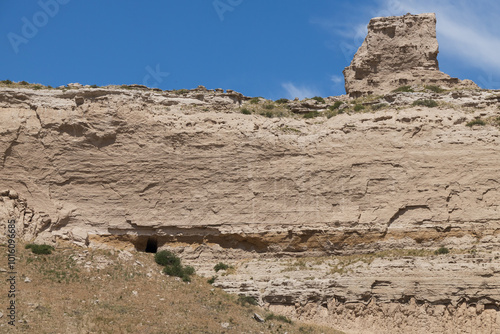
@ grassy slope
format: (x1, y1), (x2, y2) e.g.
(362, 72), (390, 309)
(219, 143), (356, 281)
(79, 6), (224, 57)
(0, 244), (344, 334)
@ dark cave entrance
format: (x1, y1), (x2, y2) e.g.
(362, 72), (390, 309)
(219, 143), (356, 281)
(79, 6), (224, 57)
(145, 237), (158, 253)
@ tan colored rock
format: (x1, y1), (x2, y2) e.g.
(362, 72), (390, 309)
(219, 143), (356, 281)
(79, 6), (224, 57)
(344, 13), (478, 97)
(1, 85), (500, 333)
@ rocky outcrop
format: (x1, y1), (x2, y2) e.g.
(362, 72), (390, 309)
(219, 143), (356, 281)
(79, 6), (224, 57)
(343, 13), (478, 97)
(2, 85), (500, 333)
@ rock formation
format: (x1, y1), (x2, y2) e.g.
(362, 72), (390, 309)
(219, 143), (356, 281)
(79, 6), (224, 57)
(343, 13), (478, 97)
(1, 80), (500, 333)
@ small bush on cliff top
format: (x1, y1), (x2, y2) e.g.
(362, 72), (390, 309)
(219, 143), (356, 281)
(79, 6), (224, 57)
(434, 247), (450, 255)
(25, 243), (54, 255)
(392, 85), (414, 93)
(329, 101), (343, 110)
(425, 85), (446, 93)
(303, 111), (320, 119)
(275, 98), (289, 104)
(311, 96), (325, 104)
(240, 108), (252, 115)
(1, 79), (12, 84)
(466, 119), (486, 127)
(412, 99), (438, 108)
(353, 104), (365, 112)
(214, 262), (230, 272)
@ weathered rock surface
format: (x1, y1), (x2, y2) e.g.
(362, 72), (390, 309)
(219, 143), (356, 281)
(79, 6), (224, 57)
(344, 13), (478, 97)
(2, 85), (500, 333)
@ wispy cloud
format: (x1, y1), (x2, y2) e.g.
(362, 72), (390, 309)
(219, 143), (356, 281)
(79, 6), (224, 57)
(281, 82), (320, 100)
(331, 75), (344, 85)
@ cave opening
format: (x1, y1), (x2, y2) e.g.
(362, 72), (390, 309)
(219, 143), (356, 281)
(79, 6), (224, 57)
(145, 237), (158, 253)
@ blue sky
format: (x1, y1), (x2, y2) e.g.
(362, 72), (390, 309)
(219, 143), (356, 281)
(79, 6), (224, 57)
(1, 0), (499, 99)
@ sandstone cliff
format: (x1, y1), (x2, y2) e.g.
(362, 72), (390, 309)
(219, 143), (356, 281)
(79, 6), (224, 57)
(1, 83), (500, 333)
(343, 13), (477, 97)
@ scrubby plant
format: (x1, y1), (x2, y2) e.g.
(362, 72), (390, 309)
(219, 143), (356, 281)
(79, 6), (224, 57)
(260, 111), (274, 118)
(207, 276), (217, 284)
(25, 243), (54, 255)
(303, 111), (320, 119)
(19, 81), (29, 85)
(425, 85), (446, 93)
(240, 108), (252, 115)
(1, 79), (12, 84)
(174, 89), (189, 95)
(249, 97), (260, 104)
(329, 101), (343, 110)
(412, 99), (438, 108)
(237, 295), (258, 306)
(371, 103), (389, 111)
(154, 250), (181, 267)
(466, 119), (486, 127)
(265, 313), (292, 324)
(354, 104), (365, 112)
(392, 85), (414, 93)
(311, 96), (325, 104)
(33, 85), (42, 90)
(214, 262), (230, 272)
(435, 247), (450, 255)
(90, 84), (98, 88)
(263, 103), (274, 110)
(275, 98), (289, 104)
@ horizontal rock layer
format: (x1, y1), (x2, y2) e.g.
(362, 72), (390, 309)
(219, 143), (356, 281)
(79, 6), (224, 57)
(1, 86), (500, 333)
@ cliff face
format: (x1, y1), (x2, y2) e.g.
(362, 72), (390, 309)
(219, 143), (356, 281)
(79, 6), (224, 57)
(1, 87), (500, 332)
(343, 13), (477, 97)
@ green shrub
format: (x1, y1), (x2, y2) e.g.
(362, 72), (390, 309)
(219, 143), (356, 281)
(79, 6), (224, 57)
(25, 244), (54, 255)
(249, 97), (260, 104)
(466, 119), (486, 127)
(1, 79), (12, 84)
(392, 85), (414, 93)
(434, 247), (449, 255)
(303, 111), (320, 119)
(311, 96), (325, 104)
(163, 263), (194, 282)
(412, 99), (438, 108)
(354, 104), (365, 112)
(275, 98), (289, 104)
(265, 313), (292, 324)
(371, 103), (388, 110)
(174, 89), (189, 95)
(33, 85), (42, 90)
(329, 101), (343, 110)
(207, 276), (217, 284)
(214, 262), (230, 272)
(240, 108), (252, 115)
(425, 85), (446, 93)
(154, 250), (181, 266)
(263, 103), (274, 110)
(19, 81), (29, 85)
(260, 111), (274, 118)
(90, 84), (98, 88)
(237, 295), (258, 306)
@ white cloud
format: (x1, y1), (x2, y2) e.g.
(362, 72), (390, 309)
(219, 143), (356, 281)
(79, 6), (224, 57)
(281, 82), (320, 100)
(331, 75), (344, 85)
